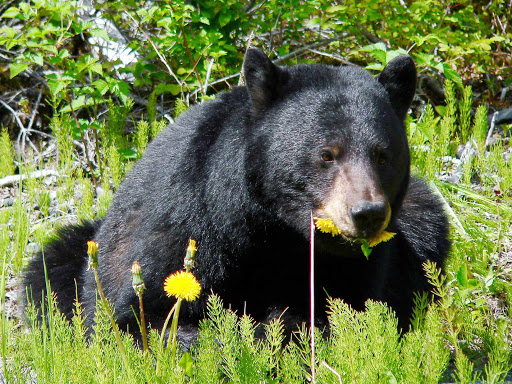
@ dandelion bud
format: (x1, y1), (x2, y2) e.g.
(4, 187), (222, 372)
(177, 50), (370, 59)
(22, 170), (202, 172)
(87, 241), (99, 270)
(132, 261), (146, 295)
(183, 239), (197, 271)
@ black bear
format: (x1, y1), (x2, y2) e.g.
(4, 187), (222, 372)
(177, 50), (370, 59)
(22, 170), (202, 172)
(24, 47), (449, 336)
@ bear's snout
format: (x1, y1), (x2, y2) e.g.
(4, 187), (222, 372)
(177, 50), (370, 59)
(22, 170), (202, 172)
(350, 200), (390, 238)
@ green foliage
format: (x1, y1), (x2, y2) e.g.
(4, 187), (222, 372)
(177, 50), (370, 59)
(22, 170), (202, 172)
(134, 120), (149, 159)
(1, 0), (510, 186)
(12, 195), (29, 274)
(0, 128), (15, 178)
(106, 144), (124, 189)
(77, 171), (94, 221)
(459, 85), (473, 144)
(472, 104), (489, 151)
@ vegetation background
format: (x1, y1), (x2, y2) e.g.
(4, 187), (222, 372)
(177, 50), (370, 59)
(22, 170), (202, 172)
(0, 0), (511, 382)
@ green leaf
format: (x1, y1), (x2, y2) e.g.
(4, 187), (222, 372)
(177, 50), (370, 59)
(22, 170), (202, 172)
(366, 63), (384, 71)
(42, 45), (59, 55)
(1, 7), (20, 19)
(118, 148), (138, 160)
(178, 352), (194, 376)
(0, 26), (16, 38)
(434, 105), (446, 117)
(47, 79), (67, 98)
(361, 241), (372, 259)
(218, 12), (231, 27)
(89, 28), (110, 41)
(456, 265), (468, 287)
(155, 83), (181, 96)
(59, 95), (100, 113)
(360, 42), (387, 53)
(30, 53), (44, 66)
(9, 62), (28, 78)
(443, 65), (462, 87)
(90, 62), (103, 75)
(93, 79), (108, 95)
(414, 53), (435, 66)
(326, 5), (344, 13)
(157, 17), (173, 27)
(60, 95), (87, 113)
(385, 49), (407, 64)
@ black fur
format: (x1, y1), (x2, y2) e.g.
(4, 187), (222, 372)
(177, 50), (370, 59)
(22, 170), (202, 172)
(24, 48), (449, 335)
(23, 221), (101, 317)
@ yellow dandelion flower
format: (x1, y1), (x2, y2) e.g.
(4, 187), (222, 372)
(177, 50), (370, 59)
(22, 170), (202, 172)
(163, 270), (201, 301)
(314, 217), (342, 237)
(87, 240), (99, 270)
(368, 231), (396, 247)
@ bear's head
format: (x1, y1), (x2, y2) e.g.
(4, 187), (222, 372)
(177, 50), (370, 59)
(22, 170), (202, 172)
(244, 47), (416, 244)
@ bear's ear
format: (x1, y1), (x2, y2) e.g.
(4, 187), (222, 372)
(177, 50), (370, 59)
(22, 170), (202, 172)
(243, 47), (287, 112)
(377, 55), (417, 121)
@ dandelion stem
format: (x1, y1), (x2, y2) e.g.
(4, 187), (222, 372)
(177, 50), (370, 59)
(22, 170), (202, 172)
(156, 300), (178, 376)
(167, 298), (183, 364)
(138, 293), (148, 352)
(310, 212), (316, 384)
(159, 303), (177, 348)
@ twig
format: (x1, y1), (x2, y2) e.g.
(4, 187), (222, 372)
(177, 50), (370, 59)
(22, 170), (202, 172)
(321, 361), (343, 384)
(203, 58), (215, 96)
(124, 11), (184, 95)
(190, 34), (350, 98)
(27, 88), (43, 132)
(269, 4), (283, 53)
(189, 73), (240, 99)
(0, 170), (63, 188)
(273, 33), (349, 64)
(485, 111), (498, 148)
(429, 181), (468, 238)
(307, 49), (353, 65)
(0, 98), (25, 136)
(0, 98), (38, 155)
(181, 44), (212, 88)
(174, 6), (204, 95)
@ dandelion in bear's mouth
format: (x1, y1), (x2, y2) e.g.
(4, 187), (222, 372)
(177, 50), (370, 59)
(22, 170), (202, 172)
(368, 230), (396, 247)
(163, 270), (201, 302)
(314, 217), (342, 237)
(313, 217), (396, 246)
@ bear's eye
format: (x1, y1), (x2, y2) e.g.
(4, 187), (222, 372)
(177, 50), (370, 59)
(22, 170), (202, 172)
(374, 148), (389, 166)
(320, 150), (335, 163)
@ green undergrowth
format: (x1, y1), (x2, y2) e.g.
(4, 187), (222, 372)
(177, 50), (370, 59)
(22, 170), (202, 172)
(0, 84), (511, 382)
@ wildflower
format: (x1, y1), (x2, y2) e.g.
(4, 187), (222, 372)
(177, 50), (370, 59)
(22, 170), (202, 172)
(183, 239), (197, 271)
(314, 217), (342, 237)
(163, 270), (201, 302)
(87, 240), (99, 270)
(131, 261), (146, 295)
(368, 231), (396, 247)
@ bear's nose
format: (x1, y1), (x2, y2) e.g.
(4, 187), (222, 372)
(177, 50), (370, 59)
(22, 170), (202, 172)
(350, 200), (388, 237)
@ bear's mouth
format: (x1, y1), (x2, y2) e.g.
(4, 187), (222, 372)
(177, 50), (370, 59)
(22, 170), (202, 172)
(314, 199), (392, 242)
(313, 215), (392, 244)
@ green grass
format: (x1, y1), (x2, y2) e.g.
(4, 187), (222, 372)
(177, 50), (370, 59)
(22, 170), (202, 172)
(0, 85), (511, 382)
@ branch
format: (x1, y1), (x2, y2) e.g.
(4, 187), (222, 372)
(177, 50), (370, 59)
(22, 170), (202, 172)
(189, 34), (350, 99)
(0, 170), (63, 188)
